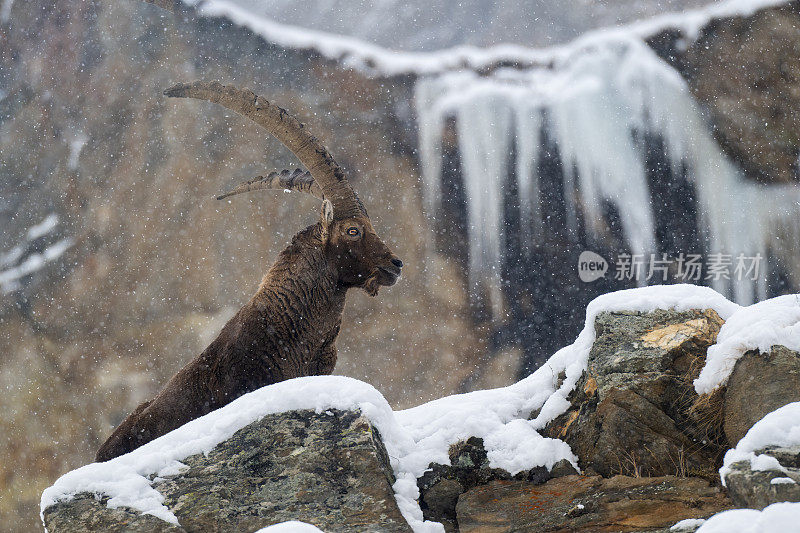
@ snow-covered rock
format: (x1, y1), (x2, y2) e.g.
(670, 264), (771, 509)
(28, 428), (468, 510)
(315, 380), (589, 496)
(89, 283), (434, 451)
(41, 284), (744, 532)
(40, 284), (800, 532)
(723, 346), (800, 446)
(544, 307), (727, 478)
(43, 409), (411, 533)
(724, 444), (800, 511)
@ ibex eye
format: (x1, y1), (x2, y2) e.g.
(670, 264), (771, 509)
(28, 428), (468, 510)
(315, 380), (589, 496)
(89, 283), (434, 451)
(346, 227), (360, 236)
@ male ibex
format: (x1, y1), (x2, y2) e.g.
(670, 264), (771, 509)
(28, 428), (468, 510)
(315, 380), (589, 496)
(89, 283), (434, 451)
(96, 81), (403, 461)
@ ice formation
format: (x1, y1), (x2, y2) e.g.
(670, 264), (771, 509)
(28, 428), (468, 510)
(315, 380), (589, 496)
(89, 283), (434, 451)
(416, 30), (800, 314)
(67, 133), (88, 170)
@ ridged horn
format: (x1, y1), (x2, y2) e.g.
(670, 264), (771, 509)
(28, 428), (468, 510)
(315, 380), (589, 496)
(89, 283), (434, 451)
(216, 169), (323, 201)
(164, 81), (364, 219)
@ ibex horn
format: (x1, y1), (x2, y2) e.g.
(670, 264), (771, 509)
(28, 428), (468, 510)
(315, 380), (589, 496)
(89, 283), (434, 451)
(216, 169), (324, 201)
(164, 81), (364, 219)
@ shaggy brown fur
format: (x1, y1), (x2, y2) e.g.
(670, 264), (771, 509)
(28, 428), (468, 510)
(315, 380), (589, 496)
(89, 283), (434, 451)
(96, 83), (402, 461)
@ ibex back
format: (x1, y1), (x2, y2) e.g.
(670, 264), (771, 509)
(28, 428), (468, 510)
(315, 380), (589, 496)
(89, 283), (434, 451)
(96, 81), (402, 462)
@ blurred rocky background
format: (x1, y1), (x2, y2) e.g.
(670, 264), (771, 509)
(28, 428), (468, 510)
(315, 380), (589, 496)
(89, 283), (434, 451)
(2, 0), (800, 531)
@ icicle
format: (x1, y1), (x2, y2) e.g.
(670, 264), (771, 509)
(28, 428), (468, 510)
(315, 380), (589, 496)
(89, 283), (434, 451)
(414, 77), (446, 217)
(514, 101), (542, 248)
(454, 92), (514, 317)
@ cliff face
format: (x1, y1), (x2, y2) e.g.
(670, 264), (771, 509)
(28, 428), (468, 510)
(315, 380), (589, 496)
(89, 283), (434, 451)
(649, 1), (800, 185)
(3, 1), (800, 531)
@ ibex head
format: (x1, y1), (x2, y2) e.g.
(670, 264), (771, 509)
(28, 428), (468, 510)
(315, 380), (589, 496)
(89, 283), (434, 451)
(325, 215), (403, 296)
(165, 81), (402, 296)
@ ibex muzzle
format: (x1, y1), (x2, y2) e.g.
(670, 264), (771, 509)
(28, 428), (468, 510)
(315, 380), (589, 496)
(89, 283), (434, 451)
(96, 82), (402, 462)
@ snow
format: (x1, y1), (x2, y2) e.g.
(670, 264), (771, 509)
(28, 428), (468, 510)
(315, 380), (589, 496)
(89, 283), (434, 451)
(0, 245), (23, 269)
(694, 295), (800, 394)
(689, 402), (800, 531)
(179, 0), (789, 76)
(227, 0), (717, 53)
(628, 0), (790, 42)
(671, 518), (706, 531)
(772, 477), (797, 485)
(41, 284), (744, 532)
(719, 402), (800, 483)
(695, 503), (800, 533)
(416, 19), (800, 316)
(0, 214), (74, 293)
(27, 214), (59, 240)
(67, 133), (88, 170)
(253, 522), (325, 533)
(188, 0), (547, 76)
(0, 237), (74, 294)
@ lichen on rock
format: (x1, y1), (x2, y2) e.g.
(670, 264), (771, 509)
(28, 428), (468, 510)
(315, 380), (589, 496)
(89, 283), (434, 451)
(544, 309), (726, 478)
(43, 409), (411, 533)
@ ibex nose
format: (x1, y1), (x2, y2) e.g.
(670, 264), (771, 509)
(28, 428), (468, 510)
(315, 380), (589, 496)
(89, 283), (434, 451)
(391, 258), (403, 268)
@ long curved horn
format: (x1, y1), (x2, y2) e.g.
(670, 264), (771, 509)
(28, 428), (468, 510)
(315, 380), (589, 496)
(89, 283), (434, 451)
(216, 169), (323, 201)
(164, 81), (364, 219)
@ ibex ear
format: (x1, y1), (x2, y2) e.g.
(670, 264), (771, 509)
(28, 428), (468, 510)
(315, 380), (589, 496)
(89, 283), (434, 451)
(321, 199), (334, 227)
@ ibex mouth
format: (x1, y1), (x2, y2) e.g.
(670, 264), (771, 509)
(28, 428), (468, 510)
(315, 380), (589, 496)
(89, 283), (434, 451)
(377, 266), (401, 284)
(363, 266), (400, 296)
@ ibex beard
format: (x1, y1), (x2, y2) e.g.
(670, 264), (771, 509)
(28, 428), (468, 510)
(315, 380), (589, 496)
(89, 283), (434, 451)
(95, 82), (402, 462)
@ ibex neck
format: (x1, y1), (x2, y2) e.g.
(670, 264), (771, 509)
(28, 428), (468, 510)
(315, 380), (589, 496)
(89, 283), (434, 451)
(253, 223), (346, 330)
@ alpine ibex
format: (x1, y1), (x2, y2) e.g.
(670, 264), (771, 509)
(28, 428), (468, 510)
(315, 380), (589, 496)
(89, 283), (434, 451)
(96, 81), (403, 462)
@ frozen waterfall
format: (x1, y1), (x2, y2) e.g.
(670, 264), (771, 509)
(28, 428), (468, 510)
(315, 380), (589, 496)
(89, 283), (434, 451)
(415, 32), (800, 315)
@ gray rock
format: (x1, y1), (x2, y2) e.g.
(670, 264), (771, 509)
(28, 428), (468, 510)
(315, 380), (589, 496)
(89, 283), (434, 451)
(760, 445), (800, 469)
(685, 6), (800, 185)
(544, 309), (726, 478)
(549, 458), (579, 478)
(42, 496), (186, 533)
(724, 345), (800, 446)
(43, 409), (411, 533)
(725, 446), (800, 510)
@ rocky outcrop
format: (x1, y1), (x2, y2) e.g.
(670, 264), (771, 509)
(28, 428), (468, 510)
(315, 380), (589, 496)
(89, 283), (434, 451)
(51, 303), (800, 532)
(418, 308), (737, 532)
(43, 409), (411, 533)
(456, 474), (730, 533)
(545, 309), (725, 478)
(724, 346), (800, 445)
(417, 437), (576, 531)
(725, 445), (800, 510)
